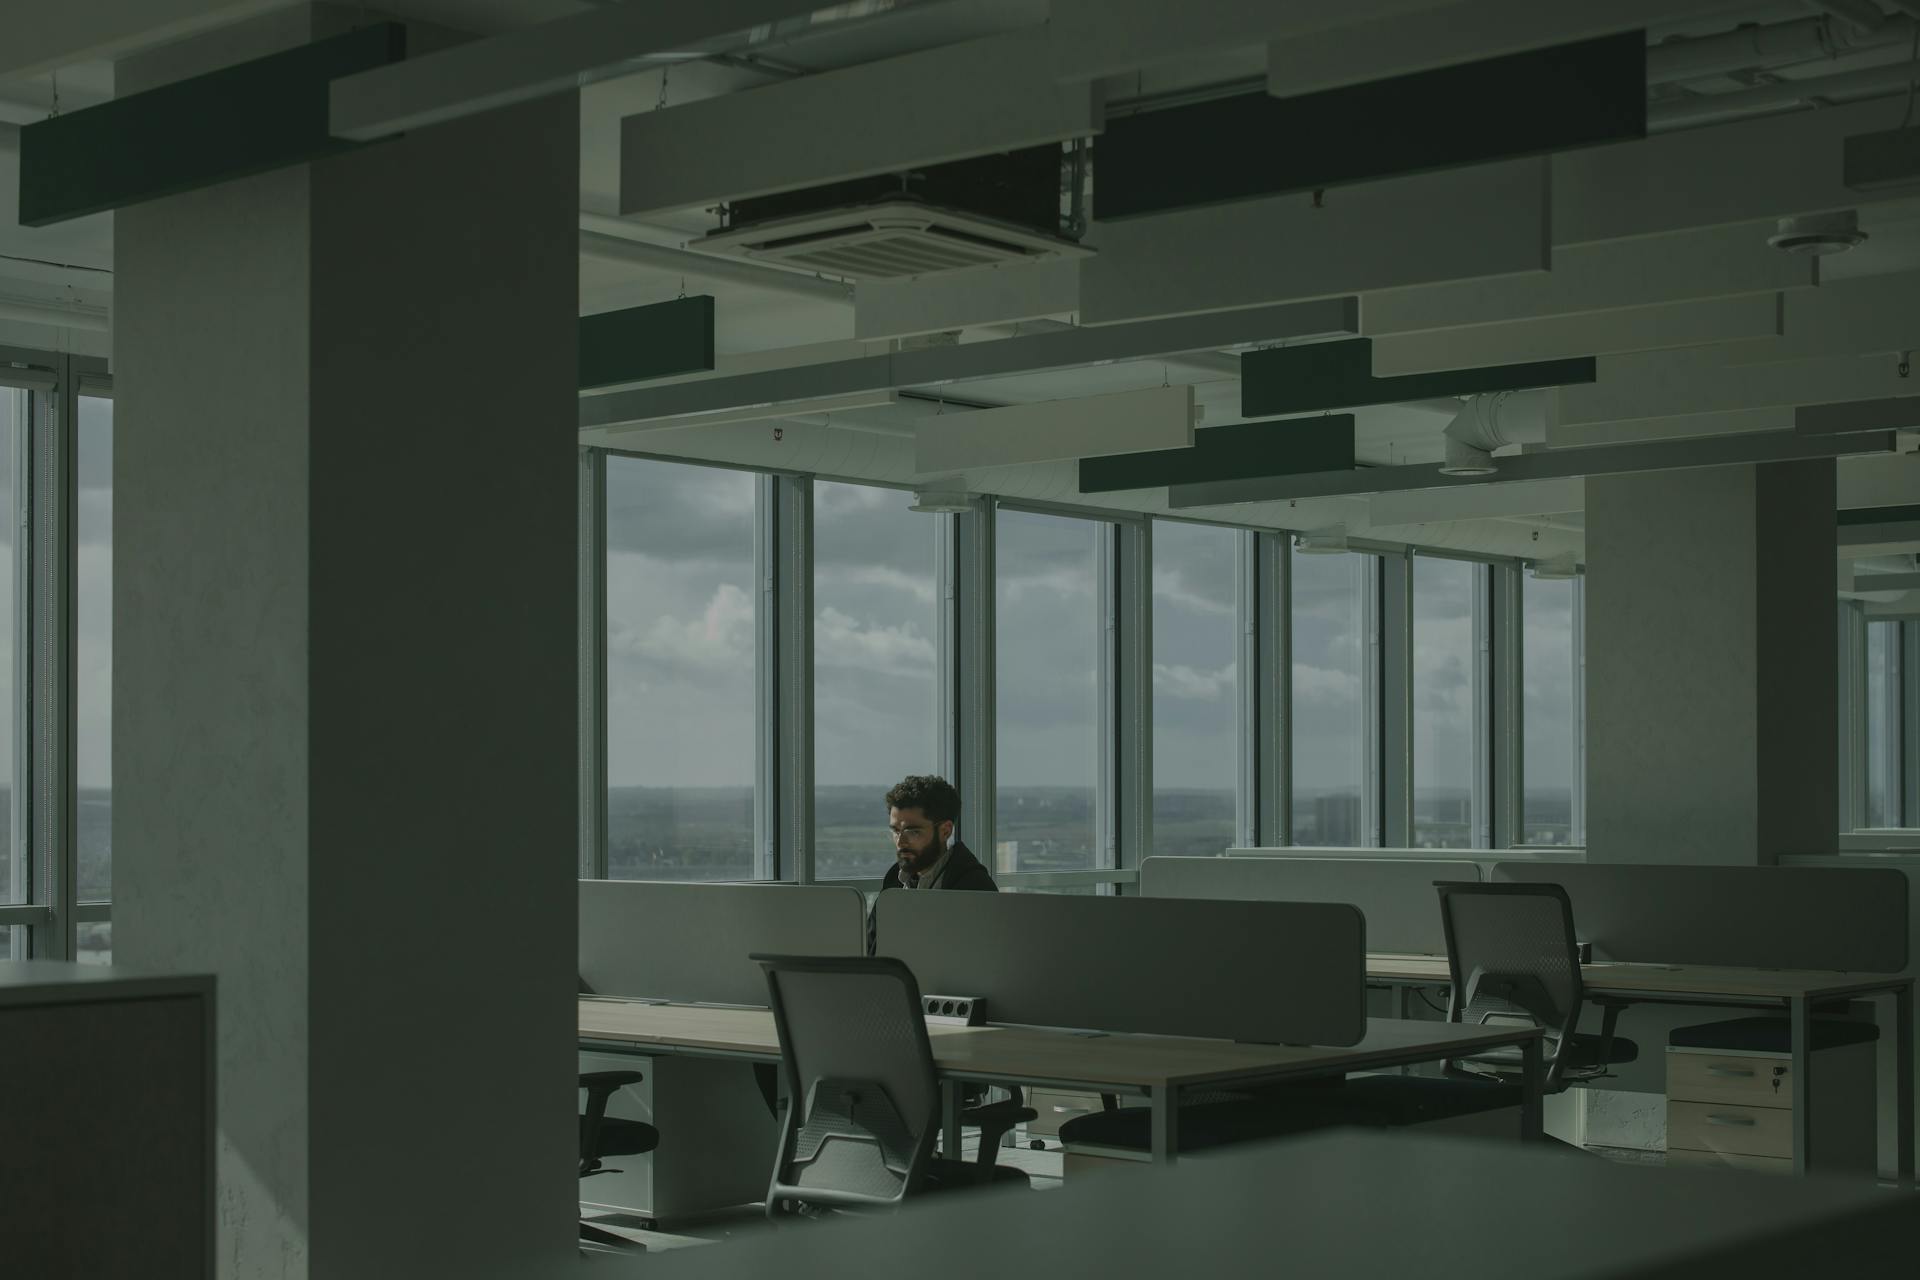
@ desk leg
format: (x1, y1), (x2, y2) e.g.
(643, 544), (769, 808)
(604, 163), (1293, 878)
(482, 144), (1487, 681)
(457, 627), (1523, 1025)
(1397, 986), (1413, 1076)
(1897, 982), (1915, 1187)
(941, 1081), (963, 1161)
(1790, 995), (1810, 1176)
(1520, 1035), (1543, 1142)
(1150, 1087), (1180, 1164)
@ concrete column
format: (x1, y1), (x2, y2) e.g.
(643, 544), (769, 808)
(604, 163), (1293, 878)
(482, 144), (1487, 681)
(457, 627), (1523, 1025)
(112, 14), (579, 1277)
(1585, 460), (1837, 865)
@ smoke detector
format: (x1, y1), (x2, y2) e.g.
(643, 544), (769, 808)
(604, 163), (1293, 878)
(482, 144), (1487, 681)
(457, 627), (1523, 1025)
(1766, 210), (1868, 255)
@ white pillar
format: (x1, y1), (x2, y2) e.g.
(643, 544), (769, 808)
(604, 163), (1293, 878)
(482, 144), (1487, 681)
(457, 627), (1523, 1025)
(112, 14), (580, 1276)
(1585, 460), (1837, 865)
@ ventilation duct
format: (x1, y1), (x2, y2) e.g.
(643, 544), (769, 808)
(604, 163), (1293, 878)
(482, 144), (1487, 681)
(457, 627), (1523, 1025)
(1440, 390), (1551, 476)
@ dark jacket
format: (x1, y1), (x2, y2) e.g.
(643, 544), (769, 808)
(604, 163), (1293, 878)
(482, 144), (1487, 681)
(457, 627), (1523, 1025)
(879, 838), (998, 893)
(869, 839), (996, 955)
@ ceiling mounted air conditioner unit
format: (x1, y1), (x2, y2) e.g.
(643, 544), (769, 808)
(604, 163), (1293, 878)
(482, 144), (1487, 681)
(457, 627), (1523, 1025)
(689, 200), (1093, 280)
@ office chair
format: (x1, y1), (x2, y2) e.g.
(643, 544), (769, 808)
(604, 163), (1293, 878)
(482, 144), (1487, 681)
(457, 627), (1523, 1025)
(1434, 880), (1637, 1091)
(578, 1070), (659, 1249)
(752, 953), (1028, 1217)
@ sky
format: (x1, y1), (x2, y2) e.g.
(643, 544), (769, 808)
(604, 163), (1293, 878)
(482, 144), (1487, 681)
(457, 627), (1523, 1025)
(603, 454), (1579, 808)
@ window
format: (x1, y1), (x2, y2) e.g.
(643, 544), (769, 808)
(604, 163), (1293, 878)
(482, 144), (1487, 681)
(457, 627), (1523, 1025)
(604, 457), (760, 880)
(1291, 549), (1372, 846)
(77, 394), (112, 902)
(995, 509), (1107, 872)
(813, 482), (939, 881)
(1521, 576), (1581, 845)
(1865, 619), (1901, 829)
(1412, 556), (1483, 849)
(1151, 521), (1238, 855)
(1, 387), (18, 909)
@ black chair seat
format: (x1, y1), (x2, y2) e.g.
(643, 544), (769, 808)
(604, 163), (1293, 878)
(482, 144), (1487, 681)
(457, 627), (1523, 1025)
(1462, 1032), (1638, 1072)
(582, 1114), (659, 1160)
(922, 1156), (1030, 1190)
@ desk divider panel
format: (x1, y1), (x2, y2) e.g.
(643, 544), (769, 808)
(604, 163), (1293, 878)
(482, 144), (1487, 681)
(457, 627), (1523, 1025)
(1491, 863), (1910, 972)
(579, 880), (867, 1007)
(876, 891), (1367, 1046)
(1140, 855), (1482, 956)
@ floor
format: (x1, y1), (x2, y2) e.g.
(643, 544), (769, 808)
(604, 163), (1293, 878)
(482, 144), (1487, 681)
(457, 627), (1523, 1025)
(579, 1130), (1064, 1255)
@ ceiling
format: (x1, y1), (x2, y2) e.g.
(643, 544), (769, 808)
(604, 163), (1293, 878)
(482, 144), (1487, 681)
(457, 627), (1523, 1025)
(6, 0), (1920, 565)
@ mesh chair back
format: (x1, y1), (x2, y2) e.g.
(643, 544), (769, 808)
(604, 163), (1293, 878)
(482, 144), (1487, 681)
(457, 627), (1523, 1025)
(754, 954), (939, 1210)
(1435, 882), (1584, 1086)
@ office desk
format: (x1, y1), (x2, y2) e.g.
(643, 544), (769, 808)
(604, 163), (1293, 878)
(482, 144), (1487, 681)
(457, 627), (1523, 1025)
(1366, 954), (1916, 1180)
(578, 998), (1545, 1163)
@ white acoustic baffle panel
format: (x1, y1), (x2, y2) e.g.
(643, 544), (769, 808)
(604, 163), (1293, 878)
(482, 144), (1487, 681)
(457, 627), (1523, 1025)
(856, 258), (1082, 341)
(1371, 293), (1785, 377)
(914, 384), (1194, 474)
(1363, 222), (1816, 335)
(1079, 158), (1549, 325)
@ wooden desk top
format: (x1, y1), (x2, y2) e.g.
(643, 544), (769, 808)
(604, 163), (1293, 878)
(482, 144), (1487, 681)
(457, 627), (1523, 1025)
(1366, 954), (1911, 1001)
(577, 998), (1538, 1091)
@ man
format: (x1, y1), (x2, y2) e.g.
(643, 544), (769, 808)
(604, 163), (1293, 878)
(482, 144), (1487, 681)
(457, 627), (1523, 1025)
(882, 773), (997, 893)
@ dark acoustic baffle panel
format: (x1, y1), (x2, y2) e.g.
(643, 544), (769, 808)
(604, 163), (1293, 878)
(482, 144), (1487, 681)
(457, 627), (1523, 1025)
(579, 295), (716, 390)
(1140, 854), (1483, 956)
(578, 880), (868, 1007)
(876, 890), (1368, 1045)
(18, 23), (408, 227)
(1241, 338), (1595, 418)
(1078, 413), (1355, 493)
(1491, 863), (1910, 972)
(1094, 30), (1646, 220)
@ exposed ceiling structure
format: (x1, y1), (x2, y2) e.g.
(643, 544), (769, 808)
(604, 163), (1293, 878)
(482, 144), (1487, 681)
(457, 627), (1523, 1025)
(5, 0), (1920, 566)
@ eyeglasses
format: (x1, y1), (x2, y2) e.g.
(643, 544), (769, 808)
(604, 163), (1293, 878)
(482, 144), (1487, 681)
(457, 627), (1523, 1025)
(887, 825), (932, 840)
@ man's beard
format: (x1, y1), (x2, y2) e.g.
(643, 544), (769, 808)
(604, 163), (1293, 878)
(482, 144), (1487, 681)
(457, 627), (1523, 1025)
(900, 836), (945, 873)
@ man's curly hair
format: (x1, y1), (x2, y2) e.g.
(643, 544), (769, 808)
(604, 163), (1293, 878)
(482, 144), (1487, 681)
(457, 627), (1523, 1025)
(885, 774), (960, 827)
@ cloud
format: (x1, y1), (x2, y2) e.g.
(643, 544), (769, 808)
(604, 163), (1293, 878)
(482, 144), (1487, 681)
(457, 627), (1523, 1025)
(1293, 661), (1361, 706)
(1153, 661), (1233, 701)
(815, 606), (936, 678)
(817, 563), (937, 606)
(612, 581), (755, 668)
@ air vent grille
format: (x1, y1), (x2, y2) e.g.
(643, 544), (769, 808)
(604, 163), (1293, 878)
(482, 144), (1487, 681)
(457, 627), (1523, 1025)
(691, 200), (1091, 281)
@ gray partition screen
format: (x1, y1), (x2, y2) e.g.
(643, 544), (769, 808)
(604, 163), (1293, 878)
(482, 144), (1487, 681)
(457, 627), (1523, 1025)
(1491, 863), (1910, 972)
(876, 891), (1366, 1046)
(1140, 855), (1482, 955)
(579, 880), (867, 1006)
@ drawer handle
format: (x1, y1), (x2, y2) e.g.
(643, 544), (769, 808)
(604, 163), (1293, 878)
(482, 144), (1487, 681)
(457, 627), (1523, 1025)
(1705, 1067), (1755, 1079)
(1705, 1113), (1757, 1127)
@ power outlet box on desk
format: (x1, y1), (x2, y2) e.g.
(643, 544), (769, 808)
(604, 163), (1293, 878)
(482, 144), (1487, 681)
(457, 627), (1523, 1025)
(923, 994), (985, 1026)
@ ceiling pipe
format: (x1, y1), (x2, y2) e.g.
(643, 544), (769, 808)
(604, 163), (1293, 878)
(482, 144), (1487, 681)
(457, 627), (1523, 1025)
(1647, 13), (1913, 85)
(1648, 55), (1920, 130)
(1439, 390), (1549, 476)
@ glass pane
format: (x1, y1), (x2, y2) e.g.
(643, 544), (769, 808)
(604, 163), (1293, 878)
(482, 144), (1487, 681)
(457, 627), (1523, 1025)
(78, 396), (112, 901)
(77, 920), (111, 965)
(0, 390), (16, 904)
(1521, 576), (1578, 846)
(995, 509), (1104, 873)
(1151, 522), (1237, 855)
(605, 457), (758, 881)
(1866, 620), (1898, 828)
(813, 482), (939, 882)
(1291, 551), (1370, 846)
(0, 925), (13, 959)
(1412, 557), (1479, 849)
